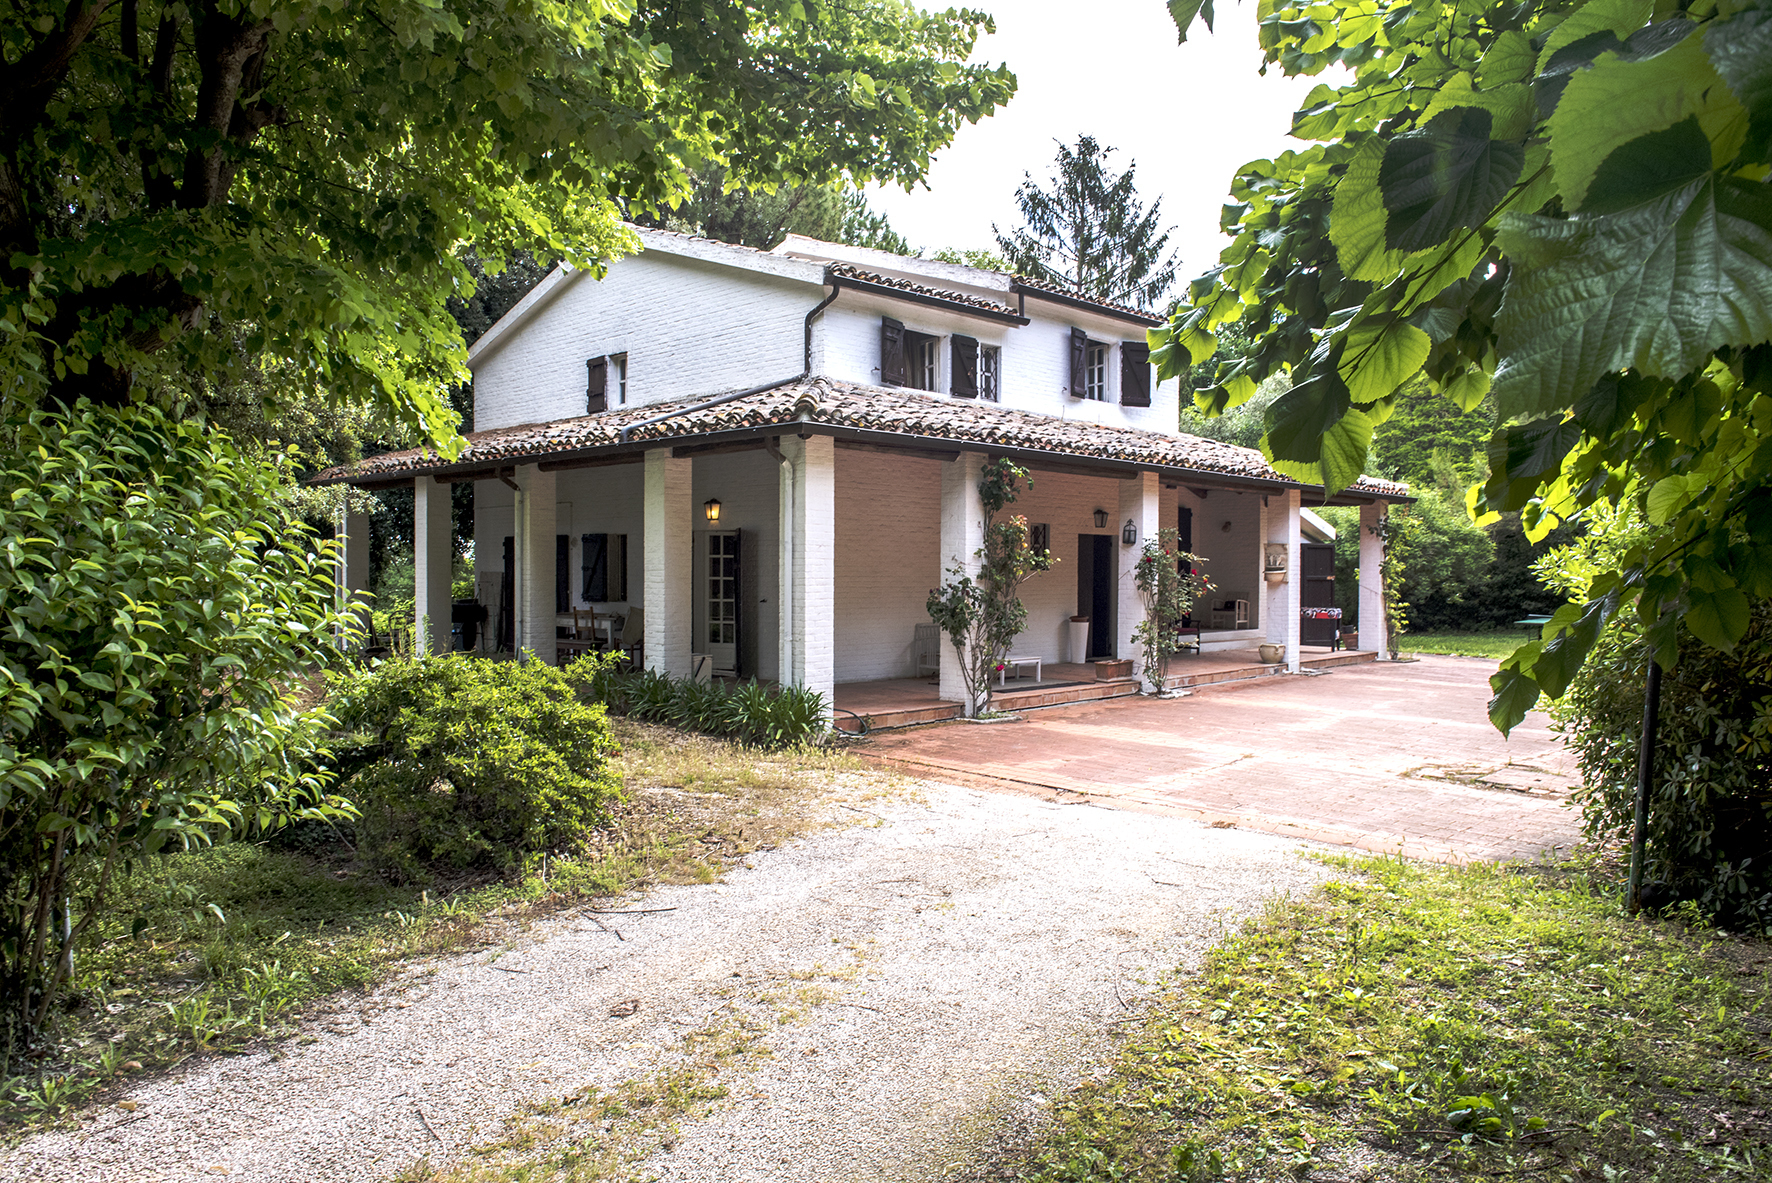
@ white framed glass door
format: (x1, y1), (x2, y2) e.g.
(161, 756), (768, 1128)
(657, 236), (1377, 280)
(703, 531), (739, 676)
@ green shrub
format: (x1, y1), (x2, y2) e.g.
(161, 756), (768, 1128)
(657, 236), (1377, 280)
(580, 664), (827, 748)
(330, 655), (622, 881)
(1553, 607), (1772, 927)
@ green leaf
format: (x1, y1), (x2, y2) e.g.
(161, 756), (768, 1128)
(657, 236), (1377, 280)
(1645, 473), (1698, 525)
(1381, 107), (1524, 252)
(1264, 372), (1354, 465)
(1332, 138), (1408, 281)
(1493, 176), (1772, 418)
(1488, 661), (1544, 735)
(1538, 0), (1654, 68)
(1686, 584), (1750, 650)
(1444, 367), (1491, 411)
(1169, 0), (1215, 42)
(1548, 30), (1748, 213)
(1534, 592), (1616, 698)
(1582, 117), (1715, 214)
(1705, 4), (1772, 158)
(1484, 417), (1583, 511)
(1478, 30), (1537, 87)
(1339, 321), (1431, 404)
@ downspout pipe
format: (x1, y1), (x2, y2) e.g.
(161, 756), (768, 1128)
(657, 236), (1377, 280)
(617, 272), (840, 445)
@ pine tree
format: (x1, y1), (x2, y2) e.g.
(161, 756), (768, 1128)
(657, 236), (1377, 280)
(995, 136), (1179, 310)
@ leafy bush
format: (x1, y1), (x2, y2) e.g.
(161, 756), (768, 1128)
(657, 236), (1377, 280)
(0, 403), (349, 1063)
(330, 655), (622, 881)
(1544, 510), (1772, 926)
(582, 664), (828, 748)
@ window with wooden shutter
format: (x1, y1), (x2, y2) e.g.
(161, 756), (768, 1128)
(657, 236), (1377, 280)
(586, 356), (607, 413)
(1069, 327), (1088, 397)
(582, 533), (609, 601)
(980, 345), (999, 400)
(950, 335), (979, 397)
(555, 534), (570, 612)
(880, 317), (906, 386)
(1120, 342), (1152, 407)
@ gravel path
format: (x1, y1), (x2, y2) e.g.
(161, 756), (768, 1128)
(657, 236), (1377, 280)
(4, 782), (1333, 1183)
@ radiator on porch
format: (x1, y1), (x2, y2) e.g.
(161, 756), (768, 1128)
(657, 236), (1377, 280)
(914, 623), (941, 678)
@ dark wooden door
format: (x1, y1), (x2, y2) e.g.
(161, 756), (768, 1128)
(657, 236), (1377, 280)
(1300, 542), (1338, 645)
(1076, 534), (1115, 659)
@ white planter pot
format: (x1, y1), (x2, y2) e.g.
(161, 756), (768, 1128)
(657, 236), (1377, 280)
(1068, 620), (1091, 665)
(1259, 642), (1285, 664)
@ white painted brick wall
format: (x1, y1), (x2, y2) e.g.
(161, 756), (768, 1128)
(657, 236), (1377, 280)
(1116, 472), (1161, 681)
(793, 436), (836, 704)
(413, 479), (453, 654)
(1264, 489), (1303, 671)
(937, 452), (987, 708)
(1360, 501), (1388, 656)
(515, 466), (557, 663)
(644, 450), (693, 677)
(833, 449), (942, 685)
(472, 253), (821, 431)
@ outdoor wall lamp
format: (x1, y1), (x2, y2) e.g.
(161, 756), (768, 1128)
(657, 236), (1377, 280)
(1093, 508), (1108, 528)
(704, 498), (721, 523)
(1122, 519), (1138, 546)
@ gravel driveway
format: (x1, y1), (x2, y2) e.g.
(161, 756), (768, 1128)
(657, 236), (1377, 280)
(5, 782), (1332, 1183)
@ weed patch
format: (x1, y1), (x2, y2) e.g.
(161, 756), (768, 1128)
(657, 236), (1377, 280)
(983, 855), (1772, 1182)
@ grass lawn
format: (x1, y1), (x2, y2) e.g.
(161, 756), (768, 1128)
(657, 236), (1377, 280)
(983, 854), (1772, 1183)
(4, 720), (886, 1128)
(1398, 631), (1530, 659)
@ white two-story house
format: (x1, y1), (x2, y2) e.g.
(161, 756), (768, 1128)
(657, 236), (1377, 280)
(318, 228), (1407, 716)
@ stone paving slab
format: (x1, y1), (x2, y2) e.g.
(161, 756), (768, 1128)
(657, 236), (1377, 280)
(862, 655), (1583, 863)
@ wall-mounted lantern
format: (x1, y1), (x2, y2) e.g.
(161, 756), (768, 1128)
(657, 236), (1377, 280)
(1122, 519), (1138, 546)
(704, 498), (722, 524)
(1093, 508), (1109, 529)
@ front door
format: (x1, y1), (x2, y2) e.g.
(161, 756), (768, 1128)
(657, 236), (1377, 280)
(1300, 542), (1338, 645)
(1076, 534), (1115, 659)
(700, 530), (741, 677)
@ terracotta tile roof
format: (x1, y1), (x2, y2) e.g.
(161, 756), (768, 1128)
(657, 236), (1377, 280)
(312, 378), (1409, 500)
(1010, 276), (1167, 326)
(825, 263), (1024, 321)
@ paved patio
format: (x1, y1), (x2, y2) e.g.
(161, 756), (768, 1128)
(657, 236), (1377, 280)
(861, 654), (1584, 863)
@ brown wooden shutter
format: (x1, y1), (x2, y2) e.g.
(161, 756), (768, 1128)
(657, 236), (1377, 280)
(1120, 342), (1152, 407)
(1069, 327), (1088, 396)
(880, 318), (905, 386)
(586, 356), (607, 413)
(950, 335), (979, 397)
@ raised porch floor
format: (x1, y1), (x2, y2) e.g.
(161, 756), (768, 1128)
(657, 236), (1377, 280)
(832, 647), (1378, 732)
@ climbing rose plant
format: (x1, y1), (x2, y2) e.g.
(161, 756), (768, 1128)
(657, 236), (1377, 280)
(926, 460), (1055, 716)
(1131, 529), (1211, 692)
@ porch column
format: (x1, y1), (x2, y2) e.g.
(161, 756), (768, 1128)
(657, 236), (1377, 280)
(1264, 488), (1303, 673)
(515, 464), (556, 663)
(334, 504), (371, 645)
(779, 435), (835, 705)
(644, 448), (693, 678)
(1116, 470), (1161, 684)
(413, 478), (454, 655)
(938, 451), (986, 713)
(1359, 501), (1388, 657)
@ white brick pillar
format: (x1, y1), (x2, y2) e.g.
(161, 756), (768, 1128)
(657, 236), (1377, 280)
(1116, 470), (1161, 685)
(514, 464), (557, 664)
(938, 452), (987, 713)
(1359, 501), (1389, 657)
(778, 435), (835, 705)
(1264, 489), (1303, 672)
(413, 478), (454, 656)
(644, 448), (693, 678)
(334, 505), (371, 645)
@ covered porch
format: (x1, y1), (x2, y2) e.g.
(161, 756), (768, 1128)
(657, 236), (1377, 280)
(316, 380), (1408, 718)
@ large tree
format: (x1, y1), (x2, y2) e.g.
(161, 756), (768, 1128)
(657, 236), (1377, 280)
(995, 135), (1180, 310)
(1154, 0), (1772, 731)
(0, 0), (1015, 443)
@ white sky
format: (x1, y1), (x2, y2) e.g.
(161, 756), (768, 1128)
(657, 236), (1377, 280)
(867, 0), (1328, 285)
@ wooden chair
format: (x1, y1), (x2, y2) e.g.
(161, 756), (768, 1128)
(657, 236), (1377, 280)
(612, 608), (644, 670)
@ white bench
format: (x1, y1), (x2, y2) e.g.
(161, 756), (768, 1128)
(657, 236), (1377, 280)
(998, 655), (1042, 686)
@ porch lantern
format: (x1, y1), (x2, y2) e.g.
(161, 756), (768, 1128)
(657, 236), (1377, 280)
(704, 498), (722, 524)
(1093, 508), (1108, 528)
(1122, 518), (1138, 546)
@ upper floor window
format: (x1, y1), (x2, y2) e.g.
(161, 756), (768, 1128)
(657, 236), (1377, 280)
(586, 352), (628, 413)
(948, 335), (1001, 400)
(880, 316), (939, 391)
(908, 332), (938, 391)
(1085, 342), (1108, 400)
(1069, 327), (1111, 401)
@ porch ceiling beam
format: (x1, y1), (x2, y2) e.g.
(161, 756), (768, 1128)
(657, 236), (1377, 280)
(836, 439), (960, 463)
(353, 476), (414, 491)
(536, 452), (644, 473)
(671, 439), (771, 459)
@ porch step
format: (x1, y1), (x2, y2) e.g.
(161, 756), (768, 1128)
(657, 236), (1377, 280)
(841, 676), (1142, 732)
(1162, 648), (1377, 690)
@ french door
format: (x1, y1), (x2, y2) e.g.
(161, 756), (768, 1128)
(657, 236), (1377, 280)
(701, 531), (740, 677)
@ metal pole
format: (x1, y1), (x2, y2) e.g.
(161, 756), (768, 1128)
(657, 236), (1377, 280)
(1627, 652), (1663, 914)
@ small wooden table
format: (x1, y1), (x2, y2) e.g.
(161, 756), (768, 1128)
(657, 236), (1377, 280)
(998, 655), (1042, 686)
